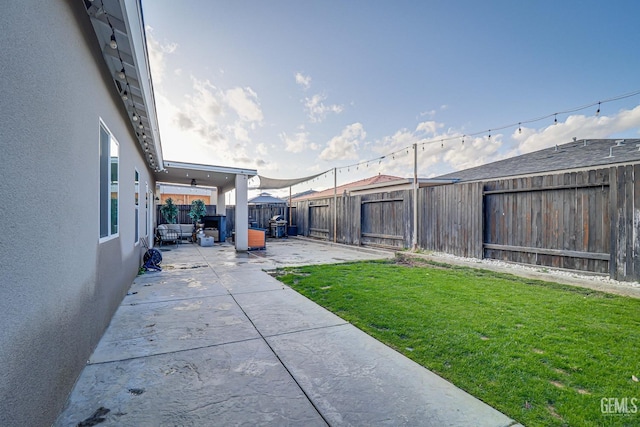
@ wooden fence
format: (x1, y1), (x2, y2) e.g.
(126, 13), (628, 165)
(225, 204), (291, 237)
(292, 164), (640, 282)
(156, 204), (217, 225)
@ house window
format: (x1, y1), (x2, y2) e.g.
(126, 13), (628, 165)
(99, 122), (119, 239)
(135, 169), (140, 243)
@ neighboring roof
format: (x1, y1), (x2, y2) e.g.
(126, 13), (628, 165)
(292, 174), (403, 202)
(291, 189), (318, 199)
(83, 0), (163, 171)
(437, 138), (640, 183)
(248, 193), (287, 204)
(349, 177), (459, 194)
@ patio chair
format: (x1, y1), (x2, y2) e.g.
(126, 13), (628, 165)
(157, 225), (179, 248)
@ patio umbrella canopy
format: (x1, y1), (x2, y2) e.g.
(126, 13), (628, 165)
(248, 192), (287, 205)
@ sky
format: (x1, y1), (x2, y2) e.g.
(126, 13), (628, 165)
(142, 0), (640, 198)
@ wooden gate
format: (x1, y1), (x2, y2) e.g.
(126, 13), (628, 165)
(483, 171), (610, 273)
(308, 202), (331, 240)
(360, 194), (407, 248)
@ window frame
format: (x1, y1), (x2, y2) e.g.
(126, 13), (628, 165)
(99, 119), (120, 242)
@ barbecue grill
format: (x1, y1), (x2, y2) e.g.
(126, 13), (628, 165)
(269, 215), (287, 238)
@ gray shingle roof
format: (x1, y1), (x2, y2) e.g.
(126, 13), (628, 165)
(436, 138), (640, 182)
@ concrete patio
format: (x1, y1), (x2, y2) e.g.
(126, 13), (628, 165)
(54, 238), (520, 426)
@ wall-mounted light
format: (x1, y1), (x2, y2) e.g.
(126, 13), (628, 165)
(191, 179), (197, 187)
(109, 34), (118, 49)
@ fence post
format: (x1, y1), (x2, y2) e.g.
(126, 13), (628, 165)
(333, 167), (337, 243)
(412, 143), (418, 250)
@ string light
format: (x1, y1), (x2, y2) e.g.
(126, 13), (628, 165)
(290, 89), (639, 184)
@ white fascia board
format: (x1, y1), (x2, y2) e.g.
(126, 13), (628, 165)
(121, 0), (164, 168)
(163, 161), (258, 177)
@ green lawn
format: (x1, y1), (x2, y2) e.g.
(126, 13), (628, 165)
(276, 258), (640, 427)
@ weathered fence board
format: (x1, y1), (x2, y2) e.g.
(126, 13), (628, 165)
(157, 204), (216, 225)
(419, 182), (483, 258)
(360, 191), (407, 248)
(483, 170), (610, 274)
(288, 164), (638, 281)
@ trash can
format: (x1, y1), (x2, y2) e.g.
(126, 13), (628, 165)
(287, 225), (298, 236)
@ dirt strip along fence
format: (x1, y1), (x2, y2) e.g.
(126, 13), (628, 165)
(292, 164), (640, 282)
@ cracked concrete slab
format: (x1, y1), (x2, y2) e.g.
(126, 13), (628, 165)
(268, 324), (514, 427)
(90, 295), (259, 363)
(55, 239), (519, 426)
(234, 287), (348, 337)
(55, 340), (327, 427)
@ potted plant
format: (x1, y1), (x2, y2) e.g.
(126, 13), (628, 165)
(160, 197), (178, 224)
(189, 199), (207, 229)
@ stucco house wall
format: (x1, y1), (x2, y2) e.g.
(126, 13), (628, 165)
(0, 1), (155, 425)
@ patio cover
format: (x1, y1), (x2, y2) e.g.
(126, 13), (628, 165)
(155, 161), (257, 251)
(158, 161), (257, 193)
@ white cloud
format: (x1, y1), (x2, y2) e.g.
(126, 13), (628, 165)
(514, 106), (640, 154)
(281, 129), (315, 153)
(145, 26), (178, 86)
(304, 93), (343, 123)
(224, 87), (264, 123)
(256, 143), (268, 156)
(320, 123), (366, 161)
(295, 72), (311, 90)
(416, 120), (444, 135)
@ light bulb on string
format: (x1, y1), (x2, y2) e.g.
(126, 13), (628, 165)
(554, 114), (558, 125)
(596, 102), (601, 116)
(518, 123), (522, 134)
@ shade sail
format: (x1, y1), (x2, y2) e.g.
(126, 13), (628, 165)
(255, 170), (329, 190)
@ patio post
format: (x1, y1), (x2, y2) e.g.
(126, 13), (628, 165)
(235, 174), (248, 251)
(216, 186), (226, 215)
